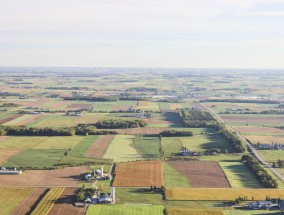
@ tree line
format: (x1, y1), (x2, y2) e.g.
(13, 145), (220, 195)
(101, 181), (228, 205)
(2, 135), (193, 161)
(95, 119), (147, 129)
(241, 155), (278, 188)
(159, 130), (193, 137)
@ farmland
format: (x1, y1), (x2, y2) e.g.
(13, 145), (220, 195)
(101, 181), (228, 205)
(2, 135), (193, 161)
(113, 160), (163, 187)
(167, 208), (224, 215)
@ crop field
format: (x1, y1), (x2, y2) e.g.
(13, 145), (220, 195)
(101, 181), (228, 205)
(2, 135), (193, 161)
(0, 114), (22, 125)
(87, 205), (165, 215)
(0, 188), (32, 215)
(234, 126), (284, 135)
(3, 114), (34, 125)
(31, 188), (65, 215)
(246, 135), (284, 144)
(166, 188), (284, 201)
(31, 115), (77, 127)
(219, 162), (261, 188)
(17, 114), (43, 125)
(86, 135), (114, 158)
(47, 188), (84, 215)
(220, 114), (284, 127)
(65, 103), (93, 111)
(49, 100), (71, 110)
(162, 134), (234, 154)
(0, 148), (21, 164)
(33, 136), (84, 149)
(133, 135), (160, 159)
(103, 135), (142, 162)
(258, 150), (284, 163)
(0, 166), (88, 187)
(113, 160), (163, 187)
(137, 101), (160, 112)
(167, 208), (224, 215)
(11, 188), (48, 215)
(0, 136), (49, 149)
(166, 160), (230, 188)
(163, 162), (190, 188)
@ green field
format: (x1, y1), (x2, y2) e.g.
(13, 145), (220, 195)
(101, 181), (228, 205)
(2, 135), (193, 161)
(69, 135), (98, 157)
(133, 135), (160, 159)
(258, 150), (284, 163)
(0, 188), (32, 215)
(33, 136), (84, 149)
(219, 162), (261, 188)
(0, 136), (49, 149)
(116, 188), (164, 205)
(163, 162), (190, 188)
(103, 135), (142, 162)
(3, 149), (66, 168)
(87, 205), (165, 215)
(31, 115), (76, 127)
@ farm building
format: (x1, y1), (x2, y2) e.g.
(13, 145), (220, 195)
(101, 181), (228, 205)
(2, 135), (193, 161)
(248, 201), (272, 210)
(0, 167), (22, 175)
(279, 200), (284, 212)
(257, 142), (284, 150)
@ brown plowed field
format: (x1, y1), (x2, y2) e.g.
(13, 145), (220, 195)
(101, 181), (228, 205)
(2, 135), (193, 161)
(11, 188), (48, 215)
(112, 106), (130, 111)
(0, 166), (88, 187)
(234, 126), (284, 135)
(47, 188), (84, 215)
(138, 101), (149, 106)
(86, 135), (114, 158)
(0, 149), (21, 164)
(167, 160), (230, 188)
(0, 114), (22, 125)
(99, 127), (170, 135)
(18, 114), (42, 125)
(113, 160), (163, 187)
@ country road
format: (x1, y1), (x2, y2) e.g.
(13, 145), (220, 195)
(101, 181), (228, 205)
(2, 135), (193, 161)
(175, 76), (284, 184)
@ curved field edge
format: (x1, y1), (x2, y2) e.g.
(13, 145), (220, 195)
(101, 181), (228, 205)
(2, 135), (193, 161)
(166, 188), (284, 201)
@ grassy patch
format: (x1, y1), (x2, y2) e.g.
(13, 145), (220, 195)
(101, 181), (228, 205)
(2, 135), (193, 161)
(103, 135), (142, 162)
(0, 188), (32, 215)
(33, 136), (84, 149)
(133, 135), (160, 159)
(87, 204), (165, 215)
(69, 135), (98, 157)
(0, 136), (49, 149)
(163, 162), (190, 188)
(219, 162), (261, 188)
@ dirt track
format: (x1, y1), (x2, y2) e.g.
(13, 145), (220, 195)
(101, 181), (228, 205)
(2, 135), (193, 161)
(167, 160), (230, 188)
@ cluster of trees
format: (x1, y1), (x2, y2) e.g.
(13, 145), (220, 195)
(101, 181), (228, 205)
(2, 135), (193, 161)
(95, 119), (147, 129)
(75, 125), (117, 135)
(0, 126), (74, 136)
(159, 130), (193, 137)
(179, 110), (218, 128)
(217, 125), (246, 153)
(241, 155), (278, 188)
(273, 160), (284, 168)
(180, 110), (246, 153)
(0, 103), (20, 107)
(221, 110), (284, 115)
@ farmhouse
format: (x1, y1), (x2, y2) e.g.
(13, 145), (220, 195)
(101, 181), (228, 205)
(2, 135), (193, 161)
(248, 201), (272, 210)
(257, 142), (284, 150)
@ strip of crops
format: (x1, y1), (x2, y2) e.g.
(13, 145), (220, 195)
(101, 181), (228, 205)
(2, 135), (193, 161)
(31, 187), (64, 215)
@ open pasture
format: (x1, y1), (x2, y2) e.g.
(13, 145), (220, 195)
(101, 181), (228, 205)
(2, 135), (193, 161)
(166, 188), (284, 201)
(113, 160), (163, 187)
(11, 188), (48, 215)
(0, 166), (88, 187)
(86, 135), (114, 158)
(258, 150), (284, 163)
(87, 204), (165, 215)
(220, 114), (284, 127)
(103, 135), (142, 162)
(133, 135), (160, 159)
(167, 208), (224, 215)
(166, 160), (230, 188)
(219, 162), (261, 188)
(0, 188), (32, 215)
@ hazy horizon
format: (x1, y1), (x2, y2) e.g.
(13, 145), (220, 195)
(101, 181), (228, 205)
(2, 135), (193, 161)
(1, 0), (284, 68)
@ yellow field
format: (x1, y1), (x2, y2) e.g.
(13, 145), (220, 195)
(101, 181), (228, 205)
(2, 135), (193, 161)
(246, 135), (284, 144)
(0, 188), (32, 215)
(170, 104), (182, 110)
(31, 187), (64, 215)
(167, 208), (224, 215)
(166, 188), (284, 201)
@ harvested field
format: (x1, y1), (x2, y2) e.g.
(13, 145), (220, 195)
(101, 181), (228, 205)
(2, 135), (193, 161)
(235, 126), (284, 135)
(0, 136), (10, 142)
(50, 100), (70, 110)
(166, 188), (284, 201)
(170, 103), (182, 110)
(65, 103), (93, 111)
(86, 135), (114, 158)
(27, 99), (49, 107)
(112, 106), (130, 111)
(246, 135), (284, 144)
(0, 166), (88, 187)
(0, 148), (21, 164)
(17, 114), (43, 125)
(11, 188), (48, 215)
(0, 114), (22, 125)
(138, 101), (149, 106)
(167, 208), (224, 215)
(113, 160), (163, 187)
(48, 188), (84, 215)
(167, 160), (230, 188)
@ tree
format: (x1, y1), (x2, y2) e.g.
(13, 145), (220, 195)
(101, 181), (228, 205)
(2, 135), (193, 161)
(64, 151), (68, 157)
(277, 160), (284, 168)
(76, 191), (85, 202)
(159, 146), (165, 159)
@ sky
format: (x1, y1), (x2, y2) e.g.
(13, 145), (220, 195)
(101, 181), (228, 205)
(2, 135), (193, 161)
(0, 0), (284, 68)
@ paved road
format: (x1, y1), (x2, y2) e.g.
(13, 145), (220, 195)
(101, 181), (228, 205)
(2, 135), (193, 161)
(175, 76), (284, 184)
